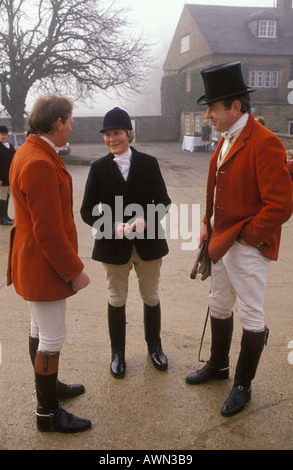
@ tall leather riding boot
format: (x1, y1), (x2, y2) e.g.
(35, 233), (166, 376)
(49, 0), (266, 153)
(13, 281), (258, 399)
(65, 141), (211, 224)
(186, 314), (233, 384)
(221, 327), (269, 417)
(108, 303), (126, 378)
(34, 351), (91, 433)
(4, 194), (13, 223)
(0, 199), (11, 225)
(29, 335), (85, 399)
(144, 303), (168, 371)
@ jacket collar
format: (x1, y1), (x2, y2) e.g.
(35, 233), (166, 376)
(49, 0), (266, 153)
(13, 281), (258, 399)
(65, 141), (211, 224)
(26, 134), (69, 174)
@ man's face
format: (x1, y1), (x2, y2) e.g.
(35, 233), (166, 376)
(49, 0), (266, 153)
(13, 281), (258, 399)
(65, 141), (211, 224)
(0, 133), (8, 144)
(205, 100), (237, 133)
(53, 114), (73, 147)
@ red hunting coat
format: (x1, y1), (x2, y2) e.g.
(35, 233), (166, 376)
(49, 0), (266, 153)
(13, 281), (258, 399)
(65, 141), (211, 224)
(7, 135), (84, 301)
(204, 114), (292, 263)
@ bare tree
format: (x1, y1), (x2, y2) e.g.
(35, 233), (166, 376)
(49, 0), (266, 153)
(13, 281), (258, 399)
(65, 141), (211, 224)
(0, 0), (153, 130)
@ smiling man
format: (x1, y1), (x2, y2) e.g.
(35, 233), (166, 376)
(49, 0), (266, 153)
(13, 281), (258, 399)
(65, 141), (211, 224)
(186, 62), (292, 417)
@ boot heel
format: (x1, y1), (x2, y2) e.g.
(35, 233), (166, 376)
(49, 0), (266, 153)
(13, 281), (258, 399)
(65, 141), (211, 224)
(218, 365), (230, 380)
(36, 408), (55, 432)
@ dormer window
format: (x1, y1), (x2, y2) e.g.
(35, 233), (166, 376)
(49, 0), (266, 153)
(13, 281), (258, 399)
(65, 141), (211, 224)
(258, 20), (277, 37)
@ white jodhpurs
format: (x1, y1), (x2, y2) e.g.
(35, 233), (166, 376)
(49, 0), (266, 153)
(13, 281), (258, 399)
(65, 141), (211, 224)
(209, 241), (270, 331)
(28, 299), (67, 352)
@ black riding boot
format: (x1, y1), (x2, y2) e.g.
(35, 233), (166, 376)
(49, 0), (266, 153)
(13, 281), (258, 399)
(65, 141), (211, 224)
(4, 194), (13, 223)
(34, 351), (91, 433)
(108, 303), (126, 378)
(29, 335), (85, 399)
(221, 327), (269, 417)
(0, 199), (11, 225)
(186, 314), (233, 384)
(144, 303), (168, 371)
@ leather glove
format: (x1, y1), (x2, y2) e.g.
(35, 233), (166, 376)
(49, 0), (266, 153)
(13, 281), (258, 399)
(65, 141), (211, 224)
(198, 254), (211, 281)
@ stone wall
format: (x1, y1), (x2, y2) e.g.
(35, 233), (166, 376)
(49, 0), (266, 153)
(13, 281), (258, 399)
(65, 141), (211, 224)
(0, 115), (179, 143)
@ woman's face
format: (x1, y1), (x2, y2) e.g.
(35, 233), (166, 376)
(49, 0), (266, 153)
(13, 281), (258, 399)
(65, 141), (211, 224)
(103, 129), (130, 155)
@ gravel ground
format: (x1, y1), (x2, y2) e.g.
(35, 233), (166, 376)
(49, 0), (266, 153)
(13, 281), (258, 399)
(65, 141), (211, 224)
(0, 142), (292, 452)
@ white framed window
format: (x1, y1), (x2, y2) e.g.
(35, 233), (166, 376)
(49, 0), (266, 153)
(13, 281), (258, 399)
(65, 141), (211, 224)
(180, 35), (190, 54)
(186, 72), (191, 92)
(271, 71), (278, 87)
(289, 121), (293, 135)
(249, 70), (279, 88)
(250, 70), (256, 88)
(194, 115), (201, 133)
(257, 71), (264, 88)
(264, 71), (271, 88)
(185, 114), (191, 135)
(258, 20), (277, 38)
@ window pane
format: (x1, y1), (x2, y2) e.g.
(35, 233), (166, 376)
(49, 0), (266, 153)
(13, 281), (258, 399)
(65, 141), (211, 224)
(259, 20), (266, 36)
(195, 115), (200, 133)
(268, 21), (276, 37)
(258, 20), (276, 37)
(257, 71), (264, 87)
(180, 35), (190, 53)
(185, 114), (190, 134)
(264, 71), (271, 87)
(250, 70), (256, 87)
(272, 71), (278, 87)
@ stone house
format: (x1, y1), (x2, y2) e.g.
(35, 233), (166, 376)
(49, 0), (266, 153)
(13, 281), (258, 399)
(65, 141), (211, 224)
(161, 0), (293, 141)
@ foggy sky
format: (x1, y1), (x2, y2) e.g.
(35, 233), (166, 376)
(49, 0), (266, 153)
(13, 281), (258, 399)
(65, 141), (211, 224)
(26, 0), (275, 117)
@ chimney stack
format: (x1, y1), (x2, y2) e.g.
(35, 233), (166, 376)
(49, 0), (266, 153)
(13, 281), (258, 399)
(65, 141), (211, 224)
(276, 0), (293, 36)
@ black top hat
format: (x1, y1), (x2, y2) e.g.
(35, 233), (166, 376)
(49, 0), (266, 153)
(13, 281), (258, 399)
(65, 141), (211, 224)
(197, 62), (256, 105)
(0, 125), (9, 134)
(100, 107), (133, 133)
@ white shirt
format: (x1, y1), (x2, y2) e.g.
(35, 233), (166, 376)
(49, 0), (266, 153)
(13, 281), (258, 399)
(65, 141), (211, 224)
(39, 135), (60, 153)
(220, 112), (249, 160)
(113, 148), (132, 180)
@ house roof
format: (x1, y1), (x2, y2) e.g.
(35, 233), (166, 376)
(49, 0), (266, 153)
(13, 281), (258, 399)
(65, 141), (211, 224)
(186, 4), (293, 56)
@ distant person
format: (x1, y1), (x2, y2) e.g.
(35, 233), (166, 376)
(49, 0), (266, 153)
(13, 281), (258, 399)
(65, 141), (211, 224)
(80, 107), (171, 378)
(186, 62), (292, 417)
(8, 95), (91, 433)
(286, 149), (293, 181)
(201, 119), (212, 151)
(0, 125), (15, 225)
(255, 116), (265, 126)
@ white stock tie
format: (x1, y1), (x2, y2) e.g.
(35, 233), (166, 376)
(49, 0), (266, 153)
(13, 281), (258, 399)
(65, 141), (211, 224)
(113, 151), (132, 180)
(220, 131), (232, 161)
